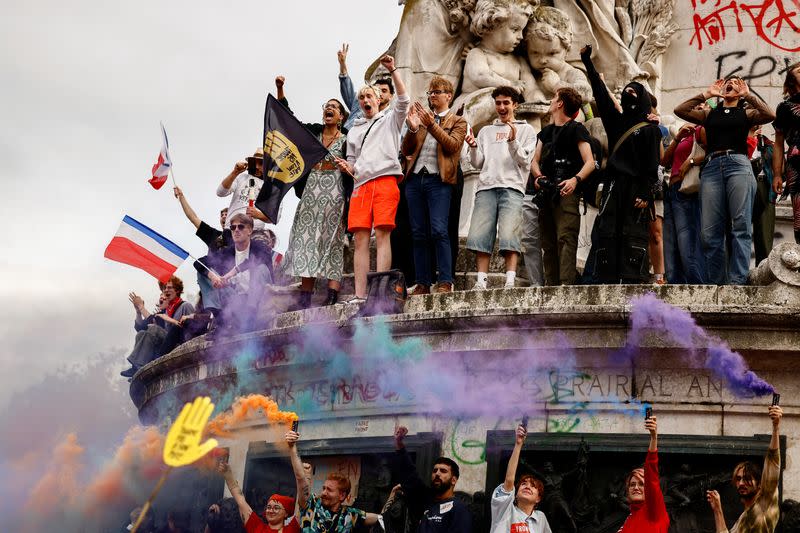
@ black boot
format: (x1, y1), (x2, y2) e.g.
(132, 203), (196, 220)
(324, 288), (339, 305)
(298, 290), (313, 309)
(795, 230), (800, 244)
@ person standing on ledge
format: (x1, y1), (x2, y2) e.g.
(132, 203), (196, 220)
(334, 55), (409, 304)
(618, 414), (669, 533)
(706, 405), (783, 533)
(674, 76), (774, 285)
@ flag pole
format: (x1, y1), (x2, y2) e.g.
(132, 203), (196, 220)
(169, 166), (178, 187)
(189, 254), (220, 278)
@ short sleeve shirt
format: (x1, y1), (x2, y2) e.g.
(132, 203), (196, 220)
(536, 121), (592, 180)
(299, 493), (366, 533)
(490, 485), (551, 533)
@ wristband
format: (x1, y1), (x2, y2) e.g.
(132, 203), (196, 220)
(389, 68), (397, 73)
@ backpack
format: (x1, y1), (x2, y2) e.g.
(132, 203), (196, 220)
(359, 269), (407, 317)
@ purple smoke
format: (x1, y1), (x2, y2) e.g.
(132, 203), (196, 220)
(628, 293), (774, 396)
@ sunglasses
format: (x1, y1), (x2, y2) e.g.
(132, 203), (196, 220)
(426, 90), (449, 96)
(230, 223), (250, 231)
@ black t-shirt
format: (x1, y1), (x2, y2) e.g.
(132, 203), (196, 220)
(705, 104), (750, 155)
(417, 497), (472, 533)
(537, 121), (592, 180)
(195, 221), (230, 251)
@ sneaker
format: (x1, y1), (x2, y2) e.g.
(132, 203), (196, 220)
(409, 284), (430, 296)
(435, 282), (453, 293)
(472, 280), (487, 291)
(653, 277), (666, 286)
(344, 296), (367, 305)
(504, 280), (515, 288)
(120, 366), (137, 378)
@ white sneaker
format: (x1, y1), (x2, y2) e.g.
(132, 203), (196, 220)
(472, 280), (488, 291)
(504, 280), (515, 288)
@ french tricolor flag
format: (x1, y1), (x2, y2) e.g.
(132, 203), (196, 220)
(149, 122), (172, 190)
(104, 215), (189, 282)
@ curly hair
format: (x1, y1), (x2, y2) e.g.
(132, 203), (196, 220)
(470, 0), (536, 38)
(525, 6), (572, 50)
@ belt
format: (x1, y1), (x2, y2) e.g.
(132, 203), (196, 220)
(706, 149), (737, 161)
(417, 167), (440, 176)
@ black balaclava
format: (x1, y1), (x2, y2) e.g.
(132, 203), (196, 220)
(620, 81), (652, 120)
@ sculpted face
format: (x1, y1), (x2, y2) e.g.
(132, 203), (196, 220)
(526, 33), (566, 71)
(481, 11), (527, 53)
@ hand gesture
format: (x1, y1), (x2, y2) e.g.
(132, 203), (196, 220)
(580, 44), (592, 60)
(210, 272), (227, 289)
(559, 177), (578, 196)
(275, 76), (285, 89)
(246, 205), (264, 219)
(773, 175), (784, 195)
(234, 160), (248, 174)
(465, 132), (477, 148)
(515, 423), (527, 445)
(507, 122), (517, 142)
(337, 43), (349, 68)
(163, 396), (219, 467)
(706, 490), (722, 512)
(333, 156), (352, 175)
(415, 102), (435, 127)
(406, 104), (421, 131)
(676, 124), (695, 141)
(706, 79), (725, 99)
(129, 292), (145, 312)
(216, 460), (231, 476)
(394, 425), (408, 450)
(646, 113), (660, 124)
(173, 186), (184, 200)
(285, 430), (300, 448)
(634, 197), (648, 209)
(380, 54), (396, 72)
(769, 404), (783, 428)
(389, 483), (403, 500)
(732, 78), (750, 98)
(645, 415), (657, 436)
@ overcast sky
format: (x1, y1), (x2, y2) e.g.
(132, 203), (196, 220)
(0, 0), (403, 409)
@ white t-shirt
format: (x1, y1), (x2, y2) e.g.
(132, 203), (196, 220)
(490, 485), (552, 533)
(217, 172), (267, 230)
(232, 245), (251, 291)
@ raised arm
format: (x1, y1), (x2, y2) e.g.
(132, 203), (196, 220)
(382, 55), (409, 130)
(579, 45), (621, 123)
(218, 461), (254, 524)
(758, 405), (783, 510)
(740, 81), (775, 125)
(286, 430), (310, 510)
(644, 416), (668, 523)
(503, 424), (527, 491)
(173, 187), (201, 229)
(338, 43), (359, 113)
(218, 161), (247, 196)
(675, 80), (722, 124)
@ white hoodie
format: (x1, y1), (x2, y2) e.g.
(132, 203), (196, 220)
(470, 119), (536, 194)
(346, 94), (410, 188)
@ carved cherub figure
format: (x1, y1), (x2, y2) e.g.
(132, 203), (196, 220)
(462, 0), (538, 95)
(525, 6), (591, 103)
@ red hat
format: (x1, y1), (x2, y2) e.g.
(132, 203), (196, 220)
(268, 494), (295, 513)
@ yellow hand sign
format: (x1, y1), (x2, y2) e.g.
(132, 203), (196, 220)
(163, 396), (219, 467)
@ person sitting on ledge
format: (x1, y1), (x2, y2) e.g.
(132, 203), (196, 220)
(217, 460), (300, 533)
(121, 276), (193, 378)
(618, 413), (669, 532)
(195, 213), (273, 334)
(706, 404), (783, 533)
(490, 422), (551, 533)
(391, 426), (473, 532)
(285, 429), (384, 532)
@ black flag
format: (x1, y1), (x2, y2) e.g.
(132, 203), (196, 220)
(255, 94), (329, 223)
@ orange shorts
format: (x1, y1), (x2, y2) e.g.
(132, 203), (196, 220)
(347, 175), (400, 232)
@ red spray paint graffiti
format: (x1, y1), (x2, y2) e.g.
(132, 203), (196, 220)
(691, 0), (800, 52)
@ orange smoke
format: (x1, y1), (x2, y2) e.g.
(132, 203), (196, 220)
(25, 433), (84, 513)
(206, 394), (298, 438)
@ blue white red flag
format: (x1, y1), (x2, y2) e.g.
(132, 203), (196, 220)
(149, 122), (172, 189)
(104, 215), (189, 282)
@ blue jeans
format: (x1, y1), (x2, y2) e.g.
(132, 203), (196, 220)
(664, 182), (706, 284)
(467, 188), (524, 253)
(699, 153), (755, 285)
(405, 172), (453, 285)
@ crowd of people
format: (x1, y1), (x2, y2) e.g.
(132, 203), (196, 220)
(120, 45), (798, 371)
(124, 407), (783, 533)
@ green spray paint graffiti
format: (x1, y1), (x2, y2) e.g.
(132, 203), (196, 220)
(448, 370), (593, 464)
